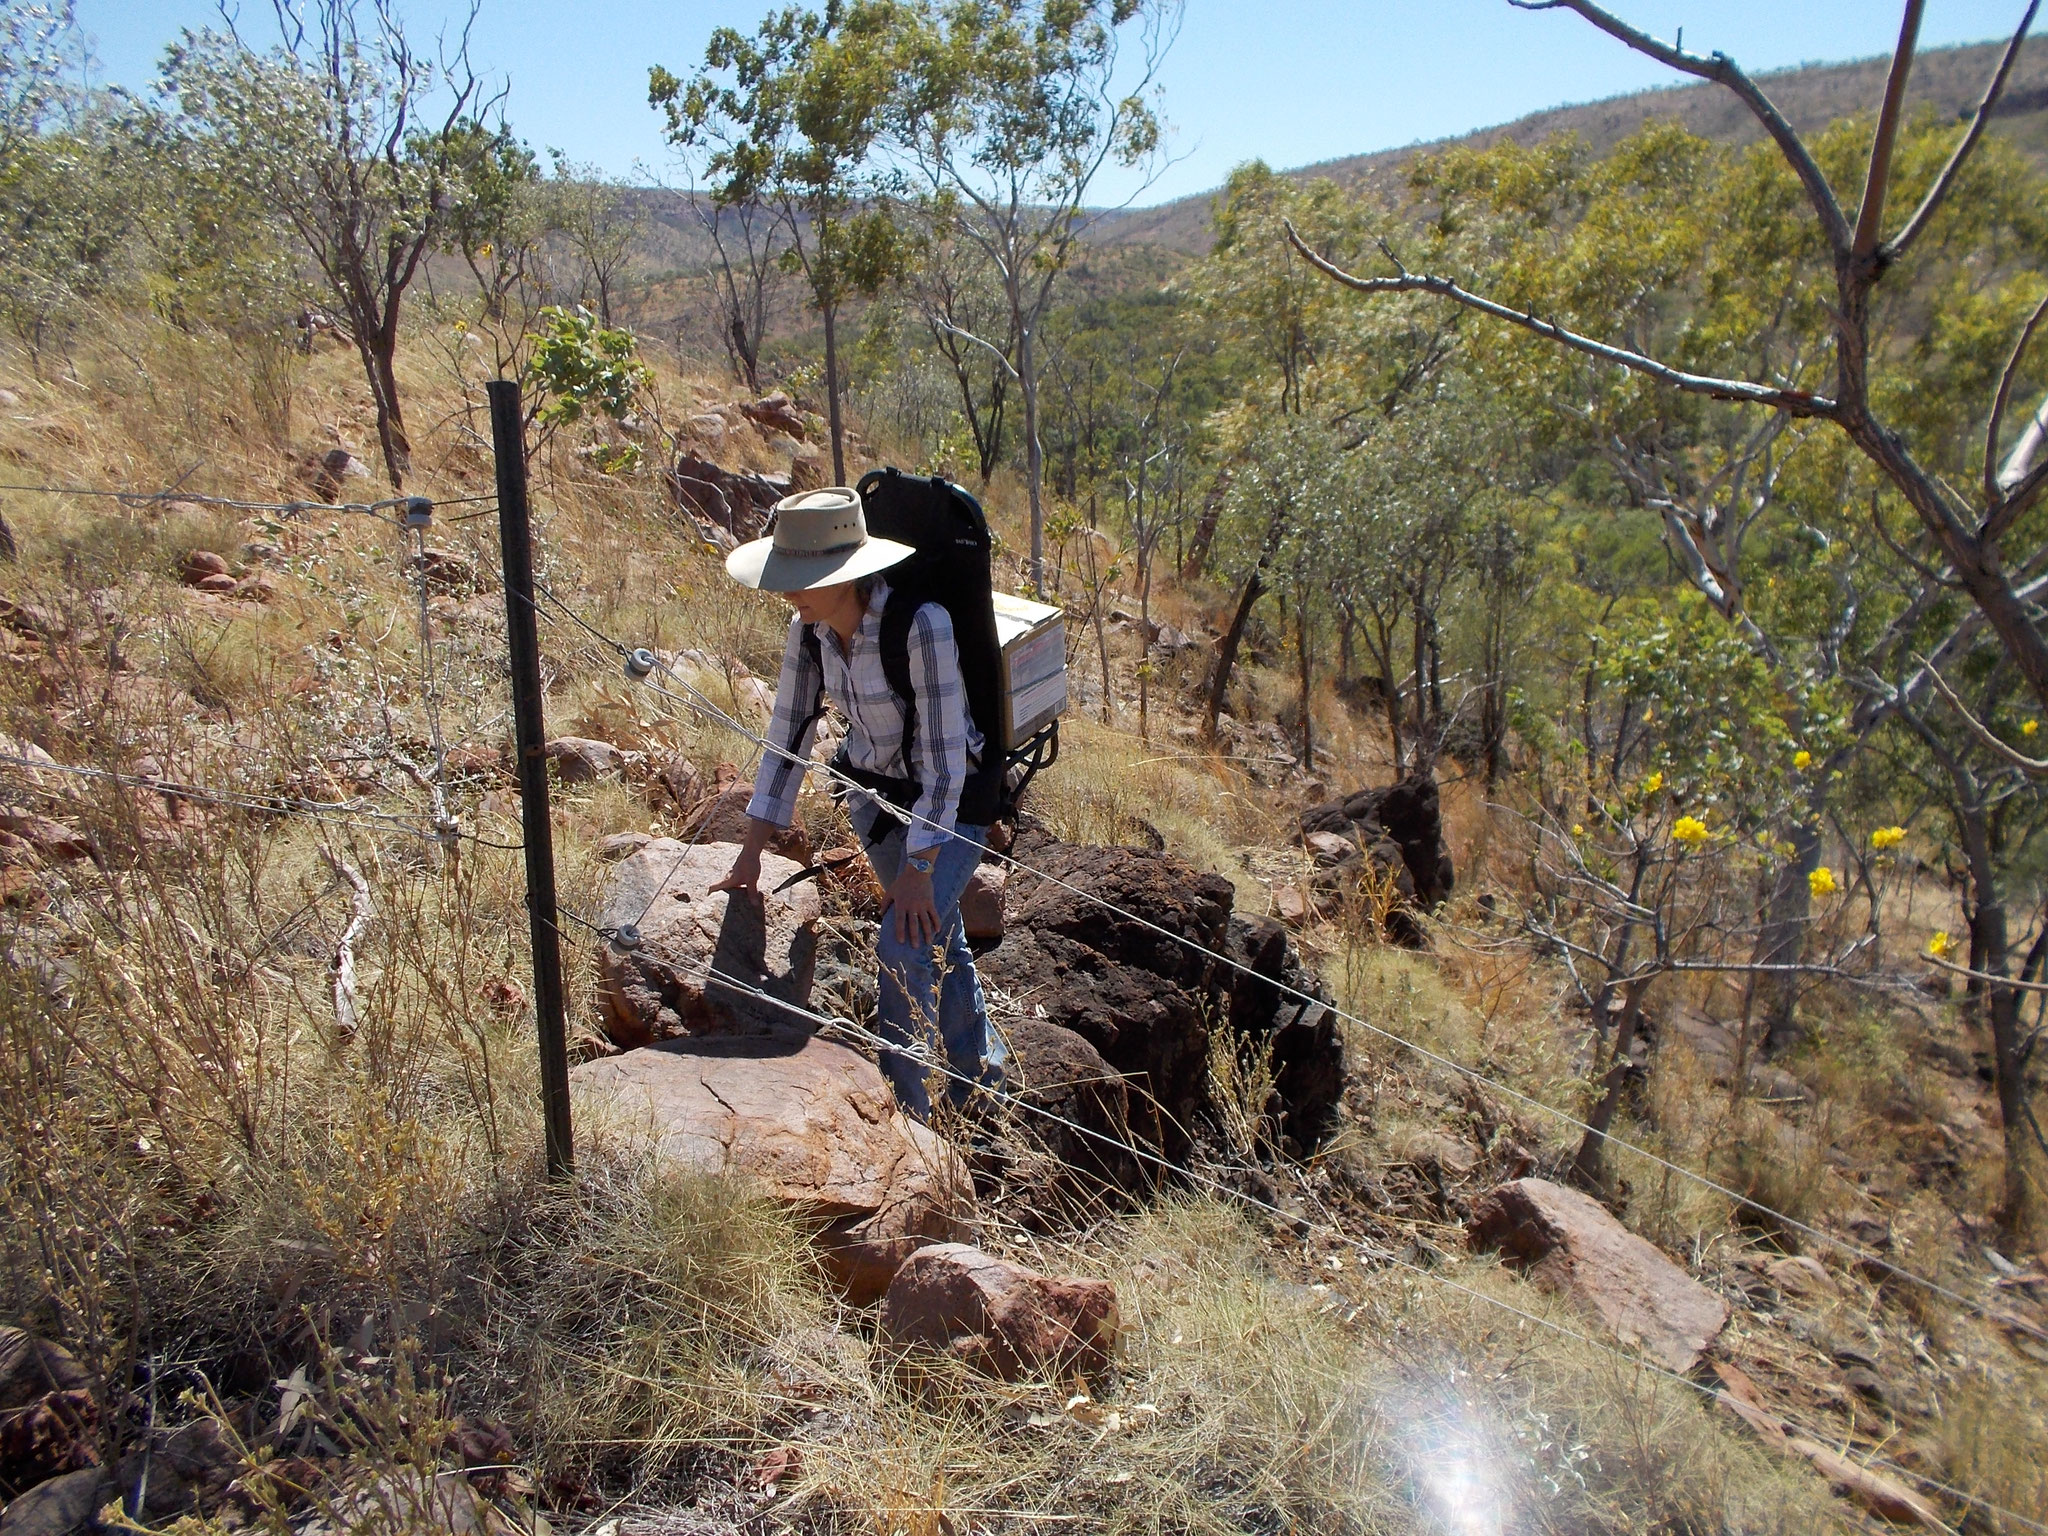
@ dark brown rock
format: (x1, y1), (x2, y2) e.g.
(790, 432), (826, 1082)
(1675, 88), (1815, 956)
(114, 1422), (238, 1519)
(1468, 1178), (1728, 1372)
(1001, 1017), (1142, 1195)
(879, 1243), (1117, 1381)
(178, 550), (228, 585)
(595, 838), (820, 1047)
(1299, 772), (1454, 941)
(979, 833), (1232, 1164)
(1222, 915), (1344, 1150)
(573, 1035), (973, 1302)
(648, 755), (705, 814)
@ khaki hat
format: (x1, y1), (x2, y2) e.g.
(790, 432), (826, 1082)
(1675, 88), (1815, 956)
(724, 486), (914, 592)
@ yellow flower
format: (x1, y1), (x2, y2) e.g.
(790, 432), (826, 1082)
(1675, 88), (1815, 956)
(1870, 826), (1906, 851)
(1808, 866), (1839, 898)
(1672, 815), (1710, 847)
(1571, 824), (1584, 837)
(1929, 929), (1956, 959)
(1793, 750), (1812, 770)
(2026, 720), (2040, 738)
(1641, 771), (1664, 795)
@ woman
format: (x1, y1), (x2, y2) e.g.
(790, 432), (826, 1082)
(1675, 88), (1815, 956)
(711, 486), (1005, 1119)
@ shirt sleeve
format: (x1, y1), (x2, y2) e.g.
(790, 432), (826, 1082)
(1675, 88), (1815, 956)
(745, 617), (823, 829)
(904, 602), (971, 851)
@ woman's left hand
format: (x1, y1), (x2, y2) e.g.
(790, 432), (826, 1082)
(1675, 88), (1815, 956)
(886, 865), (940, 947)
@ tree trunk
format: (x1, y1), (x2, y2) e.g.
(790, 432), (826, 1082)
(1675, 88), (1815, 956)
(822, 297), (846, 486)
(1021, 318), (1045, 593)
(1574, 977), (1649, 1194)
(1757, 810), (1823, 1054)
(1957, 801), (2046, 1243)
(363, 327), (412, 491)
(1181, 472), (1227, 581)
(1205, 571), (1263, 741)
(1296, 596), (1313, 768)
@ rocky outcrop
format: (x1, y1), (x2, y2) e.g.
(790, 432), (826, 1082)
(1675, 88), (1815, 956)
(1000, 1017), (1142, 1196)
(683, 784), (812, 865)
(979, 832), (1233, 1164)
(544, 736), (623, 784)
(879, 1243), (1117, 1381)
(573, 1035), (974, 1302)
(594, 839), (820, 1049)
(959, 863), (1006, 942)
(979, 830), (1345, 1164)
(0, 1468), (106, 1536)
(1468, 1178), (1728, 1372)
(671, 452), (789, 545)
(1299, 772), (1454, 942)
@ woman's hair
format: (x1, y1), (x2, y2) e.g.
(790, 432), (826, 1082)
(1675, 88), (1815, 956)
(852, 573), (881, 607)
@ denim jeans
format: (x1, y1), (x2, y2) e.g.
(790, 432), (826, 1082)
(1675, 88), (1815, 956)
(852, 800), (1006, 1119)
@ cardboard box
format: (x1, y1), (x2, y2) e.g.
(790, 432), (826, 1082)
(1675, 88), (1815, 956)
(991, 591), (1066, 750)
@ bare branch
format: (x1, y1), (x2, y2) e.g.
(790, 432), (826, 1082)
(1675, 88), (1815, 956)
(931, 316), (1020, 380)
(1284, 221), (1839, 416)
(1508, 0), (1852, 252)
(1917, 651), (2048, 774)
(1985, 291), (2048, 514)
(1923, 952), (2048, 992)
(1888, 0), (2041, 260)
(1852, 0), (1925, 259)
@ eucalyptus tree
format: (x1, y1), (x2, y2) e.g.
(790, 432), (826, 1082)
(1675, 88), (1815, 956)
(163, 1), (492, 488)
(546, 152), (645, 328)
(653, 0), (902, 483)
(887, 0), (1179, 591)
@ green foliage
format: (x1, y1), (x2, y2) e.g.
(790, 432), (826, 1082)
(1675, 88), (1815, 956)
(524, 306), (652, 430)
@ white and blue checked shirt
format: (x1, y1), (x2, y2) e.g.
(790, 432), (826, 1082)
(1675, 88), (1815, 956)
(746, 580), (984, 852)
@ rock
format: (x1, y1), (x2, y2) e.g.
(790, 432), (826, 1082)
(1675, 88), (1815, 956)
(1710, 1363), (1940, 1526)
(1221, 915), (1345, 1150)
(415, 549), (476, 593)
(0, 1329), (99, 1498)
(979, 833), (1233, 1164)
(1273, 884), (1310, 925)
(193, 573), (239, 595)
(545, 737), (620, 784)
(959, 863), (1006, 942)
(114, 1421), (238, 1520)
(596, 831), (652, 863)
(1467, 1178), (1729, 1372)
(1299, 772), (1455, 941)
(787, 448), (828, 492)
(593, 838), (821, 1048)
(816, 846), (885, 914)
(0, 1469), (107, 1536)
(672, 451), (790, 544)
(649, 755), (705, 814)
(178, 550), (228, 585)
(684, 784), (812, 864)
(1764, 1254), (1838, 1300)
(479, 977), (525, 1017)
(573, 1035), (973, 1302)
(1000, 1017), (1141, 1196)
(1403, 1129), (1479, 1178)
(231, 575), (277, 604)
(0, 810), (91, 864)
(739, 392), (808, 441)
(1303, 830), (1357, 865)
(303, 447), (370, 503)
(879, 1243), (1117, 1381)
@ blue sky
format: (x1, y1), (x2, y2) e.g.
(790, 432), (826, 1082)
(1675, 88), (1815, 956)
(77, 1), (2036, 205)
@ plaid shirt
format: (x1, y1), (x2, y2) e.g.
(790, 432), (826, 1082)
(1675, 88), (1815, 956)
(746, 581), (984, 851)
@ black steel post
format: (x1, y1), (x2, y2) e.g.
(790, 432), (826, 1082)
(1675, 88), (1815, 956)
(489, 378), (573, 1179)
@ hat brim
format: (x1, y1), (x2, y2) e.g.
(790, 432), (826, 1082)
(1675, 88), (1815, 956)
(724, 534), (914, 591)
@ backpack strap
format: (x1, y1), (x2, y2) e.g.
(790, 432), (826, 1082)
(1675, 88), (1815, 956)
(876, 591), (921, 770)
(785, 624), (829, 760)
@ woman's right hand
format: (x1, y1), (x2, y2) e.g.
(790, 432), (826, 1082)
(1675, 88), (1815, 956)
(710, 844), (763, 898)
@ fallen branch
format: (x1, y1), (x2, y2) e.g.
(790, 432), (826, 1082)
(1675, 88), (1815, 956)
(324, 848), (372, 1041)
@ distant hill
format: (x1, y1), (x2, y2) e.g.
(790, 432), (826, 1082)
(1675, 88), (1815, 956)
(1088, 38), (2048, 255)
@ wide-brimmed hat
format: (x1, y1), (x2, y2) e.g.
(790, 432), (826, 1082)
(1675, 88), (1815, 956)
(724, 486), (914, 592)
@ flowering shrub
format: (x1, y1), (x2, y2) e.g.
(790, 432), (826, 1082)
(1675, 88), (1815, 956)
(1808, 866), (1839, 897)
(1672, 815), (1709, 847)
(1870, 826), (1906, 851)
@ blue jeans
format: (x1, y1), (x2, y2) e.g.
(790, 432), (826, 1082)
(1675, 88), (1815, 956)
(853, 801), (1006, 1119)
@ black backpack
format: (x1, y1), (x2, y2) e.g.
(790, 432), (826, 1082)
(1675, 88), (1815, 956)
(785, 467), (1057, 831)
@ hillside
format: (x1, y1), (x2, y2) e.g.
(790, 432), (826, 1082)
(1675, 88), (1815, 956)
(1090, 37), (2048, 253)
